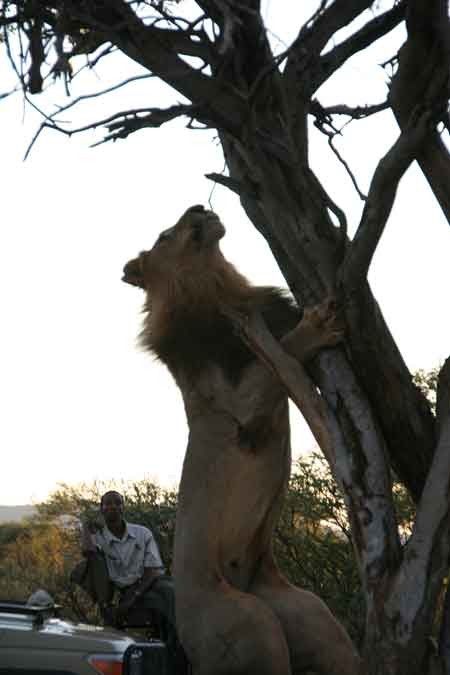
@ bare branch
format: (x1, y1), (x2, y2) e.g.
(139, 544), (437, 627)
(311, 105), (368, 202)
(390, 0), (450, 223)
(341, 106), (436, 292)
(53, 74), (154, 117)
(1, 0), (245, 135)
(282, 0), (374, 160)
(220, 306), (337, 464)
(205, 172), (246, 196)
(220, 305), (401, 589)
(313, 1), (406, 92)
(311, 99), (390, 120)
(24, 103), (196, 159)
(284, 0), (374, 95)
(327, 135), (367, 201)
(95, 103), (199, 144)
(406, 421), (450, 564)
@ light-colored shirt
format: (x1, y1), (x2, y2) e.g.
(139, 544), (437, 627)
(92, 522), (164, 588)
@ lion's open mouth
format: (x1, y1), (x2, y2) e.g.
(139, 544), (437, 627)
(202, 211), (226, 239)
(122, 257), (144, 287)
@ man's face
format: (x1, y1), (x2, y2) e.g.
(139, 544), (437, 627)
(100, 492), (124, 526)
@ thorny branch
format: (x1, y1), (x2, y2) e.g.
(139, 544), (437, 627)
(24, 102), (199, 159)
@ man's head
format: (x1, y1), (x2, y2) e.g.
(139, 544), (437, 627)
(100, 490), (124, 528)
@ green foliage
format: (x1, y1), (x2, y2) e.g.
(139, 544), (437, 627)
(0, 460), (417, 636)
(275, 454), (363, 643)
(0, 519), (82, 613)
(0, 479), (177, 622)
(274, 451), (417, 645)
(36, 479), (178, 571)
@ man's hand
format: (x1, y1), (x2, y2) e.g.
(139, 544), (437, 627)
(80, 517), (102, 554)
(283, 297), (345, 362)
(84, 514), (104, 534)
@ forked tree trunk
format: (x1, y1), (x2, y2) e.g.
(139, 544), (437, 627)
(218, 133), (450, 675)
(3, 0), (449, 672)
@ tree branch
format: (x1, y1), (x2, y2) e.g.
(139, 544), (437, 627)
(3, 0), (247, 136)
(312, 1), (406, 92)
(340, 106), (435, 292)
(384, 397), (450, 641)
(310, 106), (368, 201)
(220, 306), (337, 465)
(221, 306), (401, 590)
(327, 100), (440, 501)
(389, 0), (450, 223)
(311, 99), (390, 121)
(282, 0), (374, 161)
(205, 172), (249, 196)
(285, 0), (374, 70)
(24, 103), (197, 159)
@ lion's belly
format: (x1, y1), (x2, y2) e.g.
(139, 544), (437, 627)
(173, 395), (291, 595)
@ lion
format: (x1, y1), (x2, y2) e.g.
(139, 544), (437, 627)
(123, 205), (361, 675)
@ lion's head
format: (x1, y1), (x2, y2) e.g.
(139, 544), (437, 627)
(122, 204), (225, 291)
(122, 204), (300, 381)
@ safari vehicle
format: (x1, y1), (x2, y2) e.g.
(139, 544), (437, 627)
(0, 601), (174, 675)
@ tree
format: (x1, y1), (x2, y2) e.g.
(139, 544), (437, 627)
(276, 453), (417, 650)
(1, 2), (449, 674)
(0, 518), (87, 617)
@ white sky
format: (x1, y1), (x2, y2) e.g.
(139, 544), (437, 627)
(0, 4), (449, 505)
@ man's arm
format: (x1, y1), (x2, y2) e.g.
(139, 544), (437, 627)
(130, 566), (164, 601)
(118, 528), (165, 614)
(80, 516), (104, 556)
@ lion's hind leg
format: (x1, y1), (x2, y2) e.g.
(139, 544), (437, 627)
(250, 576), (361, 675)
(178, 583), (291, 675)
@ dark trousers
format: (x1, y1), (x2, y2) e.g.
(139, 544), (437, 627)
(71, 552), (175, 626)
(72, 551), (114, 606)
(71, 554), (188, 674)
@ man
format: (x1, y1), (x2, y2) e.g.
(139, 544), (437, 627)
(75, 490), (173, 630)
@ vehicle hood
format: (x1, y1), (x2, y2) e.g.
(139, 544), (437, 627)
(0, 615), (135, 653)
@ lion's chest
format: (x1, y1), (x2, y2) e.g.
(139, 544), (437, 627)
(174, 361), (291, 588)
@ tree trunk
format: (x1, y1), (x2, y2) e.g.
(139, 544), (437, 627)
(219, 129), (447, 675)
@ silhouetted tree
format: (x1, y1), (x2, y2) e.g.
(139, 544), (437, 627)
(1, 3), (449, 673)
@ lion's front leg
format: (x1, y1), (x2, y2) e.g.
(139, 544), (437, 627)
(282, 297), (344, 363)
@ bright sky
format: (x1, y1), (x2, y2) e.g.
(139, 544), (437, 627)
(0, 4), (449, 505)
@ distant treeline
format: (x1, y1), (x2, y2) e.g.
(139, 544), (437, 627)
(0, 453), (417, 645)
